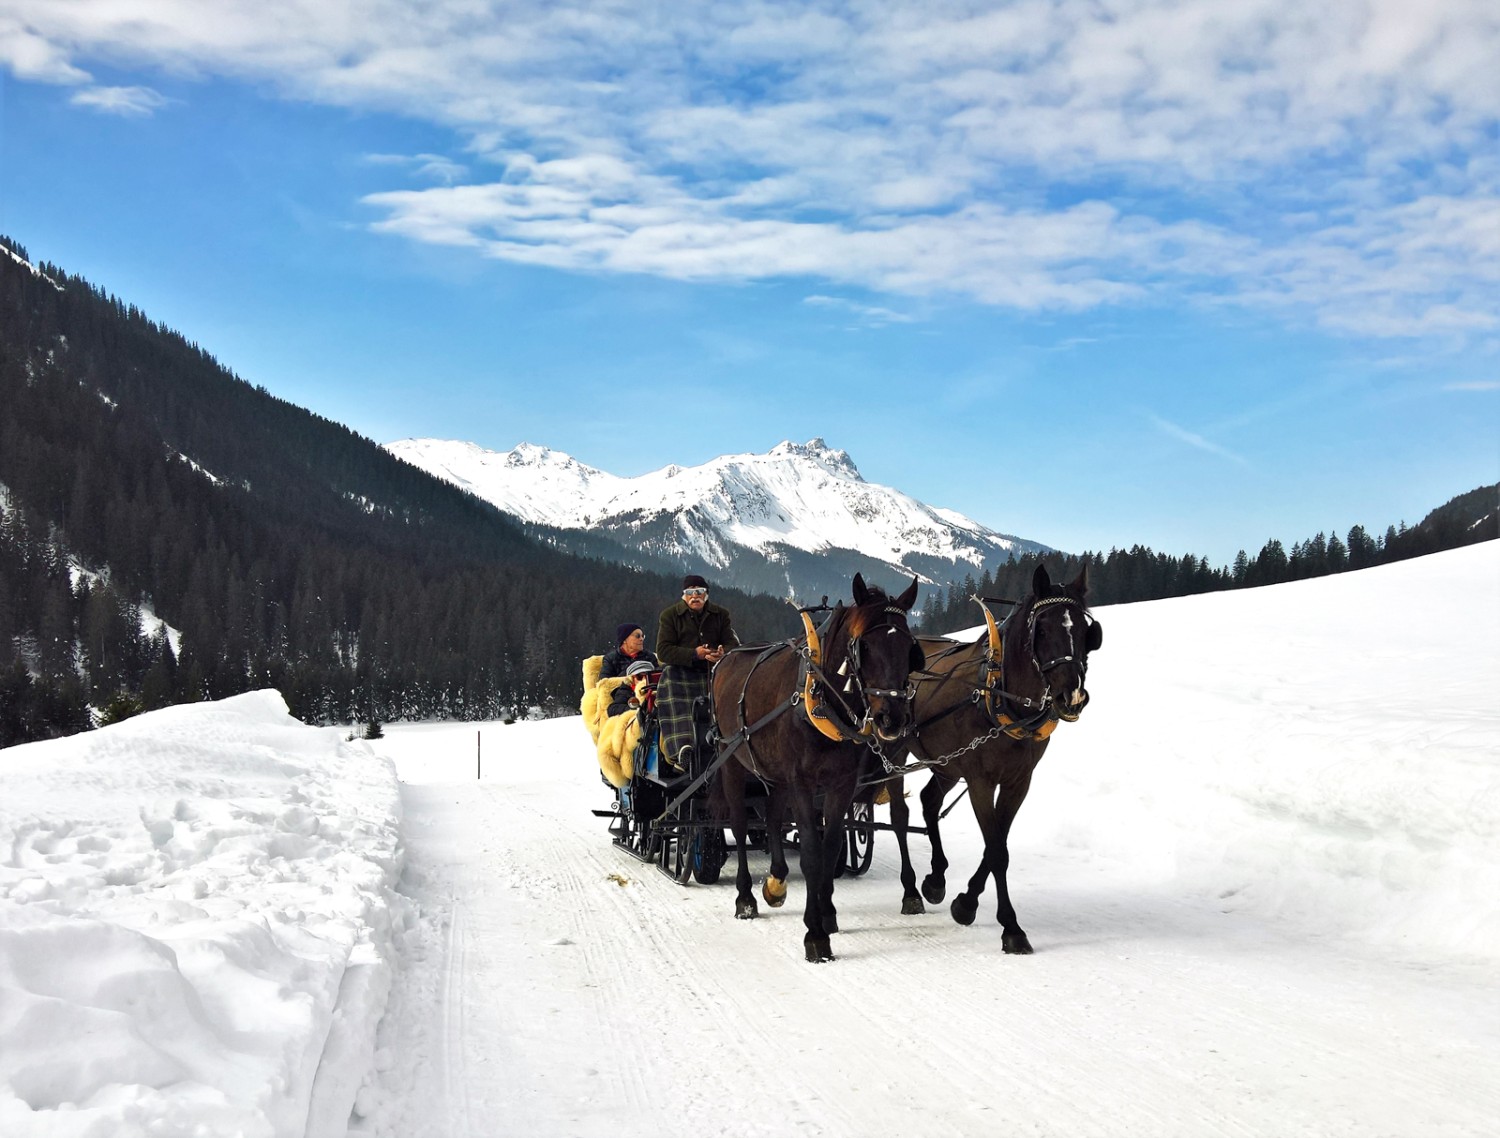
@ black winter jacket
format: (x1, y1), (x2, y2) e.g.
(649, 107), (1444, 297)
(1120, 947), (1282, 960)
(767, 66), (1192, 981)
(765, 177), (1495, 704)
(600, 647), (659, 680)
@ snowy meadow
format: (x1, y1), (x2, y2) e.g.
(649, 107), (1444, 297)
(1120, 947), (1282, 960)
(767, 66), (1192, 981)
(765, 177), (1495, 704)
(2, 541), (1497, 1137)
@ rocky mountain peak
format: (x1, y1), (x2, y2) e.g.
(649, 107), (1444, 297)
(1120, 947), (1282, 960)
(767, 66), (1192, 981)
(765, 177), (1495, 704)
(768, 438), (862, 480)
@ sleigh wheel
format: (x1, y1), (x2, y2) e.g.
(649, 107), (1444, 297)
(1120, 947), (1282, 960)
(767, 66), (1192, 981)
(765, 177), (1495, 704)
(691, 826), (725, 884)
(667, 826), (692, 883)
(841, 799), (874, 877)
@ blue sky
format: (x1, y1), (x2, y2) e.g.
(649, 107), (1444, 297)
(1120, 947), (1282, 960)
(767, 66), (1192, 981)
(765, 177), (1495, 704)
(1, 1), (1496, 566)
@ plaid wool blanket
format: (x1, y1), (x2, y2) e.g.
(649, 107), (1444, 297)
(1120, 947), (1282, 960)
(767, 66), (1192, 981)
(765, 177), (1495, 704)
(656, 665), (710, 769)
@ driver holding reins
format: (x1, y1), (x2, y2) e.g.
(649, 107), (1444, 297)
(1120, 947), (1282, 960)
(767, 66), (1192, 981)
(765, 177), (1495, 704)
(654, 574), (737, 768)
(656, 574), (736, 670)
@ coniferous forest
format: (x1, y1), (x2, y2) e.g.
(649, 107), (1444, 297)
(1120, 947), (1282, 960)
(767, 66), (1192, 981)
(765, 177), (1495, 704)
(1, 235), (1495, 747)
(916, 483), (1498, 632)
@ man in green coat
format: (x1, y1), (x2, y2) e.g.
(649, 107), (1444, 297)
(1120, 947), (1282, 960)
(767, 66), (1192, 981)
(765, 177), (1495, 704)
(656, 574), (736, 670)
(655, 575), (736, 768)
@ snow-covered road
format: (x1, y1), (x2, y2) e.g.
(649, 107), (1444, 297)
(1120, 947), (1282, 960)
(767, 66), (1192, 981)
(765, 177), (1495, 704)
(369, 742), (1496, 1138)
(363, 542), (1500, 1138)
(367, 722), (1496, 1138)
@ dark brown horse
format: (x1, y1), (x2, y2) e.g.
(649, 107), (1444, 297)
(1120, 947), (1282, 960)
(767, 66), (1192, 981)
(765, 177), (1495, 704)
(883, 563), (1101, 954)
(711, 574), (922, 962)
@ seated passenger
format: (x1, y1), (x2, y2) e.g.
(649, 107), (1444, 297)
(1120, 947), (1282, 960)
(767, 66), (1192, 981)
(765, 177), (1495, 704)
(608, 658), (657, 717)
(601, 623), (660, 679)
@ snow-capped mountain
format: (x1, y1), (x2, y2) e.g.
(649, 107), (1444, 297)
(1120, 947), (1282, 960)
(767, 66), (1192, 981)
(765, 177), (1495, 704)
(385, 437), (1049, 601)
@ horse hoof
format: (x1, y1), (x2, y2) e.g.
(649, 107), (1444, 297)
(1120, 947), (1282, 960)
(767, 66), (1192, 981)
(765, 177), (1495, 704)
(761, 876), (787, 908)
(1002, 931), (1034, 955)
(950, 896), (977, 926)
(735, 898), (759, 920)
(901, 896), (926, 916)
(804, 938), (835, 963)
(922, 877), (946, 905)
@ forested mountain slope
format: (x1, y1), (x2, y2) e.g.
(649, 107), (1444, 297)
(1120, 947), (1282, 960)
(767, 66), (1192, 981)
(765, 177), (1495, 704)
(0, 237), (794, 744)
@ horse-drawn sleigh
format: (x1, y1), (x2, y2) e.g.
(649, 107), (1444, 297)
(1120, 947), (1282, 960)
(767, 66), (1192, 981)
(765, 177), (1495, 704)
(584, 576), (909, 881)
(582, 565), (1101, 962)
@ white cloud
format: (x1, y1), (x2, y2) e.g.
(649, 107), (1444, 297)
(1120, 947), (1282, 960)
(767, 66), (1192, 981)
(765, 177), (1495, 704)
(1237, 194), (1500, 337)
(0, 17), (92, 83)
(68, 85), (168, 116)
(803, 294), (917, 327)
(6, 0), (1500, 340)
(364, 151), (467, 184)
(364, 166), (1240, 313)
(1150, 415), (1250, 466)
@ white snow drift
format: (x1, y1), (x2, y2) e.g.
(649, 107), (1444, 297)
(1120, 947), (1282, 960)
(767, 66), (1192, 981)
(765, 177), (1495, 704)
(0, 693), (402, 1138)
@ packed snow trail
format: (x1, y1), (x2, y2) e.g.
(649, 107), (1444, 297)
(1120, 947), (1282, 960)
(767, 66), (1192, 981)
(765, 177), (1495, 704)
(362, 543), (1500, 1138)
(366, 722), (1496, 1138)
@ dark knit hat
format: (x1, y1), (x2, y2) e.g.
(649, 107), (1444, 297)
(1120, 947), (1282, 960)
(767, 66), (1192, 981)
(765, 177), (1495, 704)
(616, 623), (643, 645)
(682, 574), (709, 590)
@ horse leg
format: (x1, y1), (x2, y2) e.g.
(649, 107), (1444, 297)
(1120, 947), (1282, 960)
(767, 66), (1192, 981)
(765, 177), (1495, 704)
(989, 769), (1036, 954)
(724, 763), (757, 920)
(787, 782), (834, 962)
(761, 782), (790, 909)
(949, 776), (997, 927)
(885, 775), (924, 914)
(818, 776), (860, 937)
(920, 771), (954, 905)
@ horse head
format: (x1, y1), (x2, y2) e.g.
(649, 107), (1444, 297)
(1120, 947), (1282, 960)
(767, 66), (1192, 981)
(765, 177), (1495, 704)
(843, 572), (923, 741)
(1024, 563), (1102, 721)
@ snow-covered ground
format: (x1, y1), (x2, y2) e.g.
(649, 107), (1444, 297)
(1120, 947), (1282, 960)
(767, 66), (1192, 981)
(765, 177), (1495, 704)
(3, 542), (1497, 1136)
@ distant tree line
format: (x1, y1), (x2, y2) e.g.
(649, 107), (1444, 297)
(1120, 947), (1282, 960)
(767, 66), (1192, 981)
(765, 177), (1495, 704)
(917, 483), (1498, 632)
(0, 236), (796, 748)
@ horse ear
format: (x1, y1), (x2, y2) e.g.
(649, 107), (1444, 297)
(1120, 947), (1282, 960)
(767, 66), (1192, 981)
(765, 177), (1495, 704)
(1086, 617), (1103, 652)
(908, 641), (926, 673)
(1032, 562), (1053, 595)
(852, 573), (870, 605)
(895, 575), (919, 612)
(1069, 564), (1089, 598)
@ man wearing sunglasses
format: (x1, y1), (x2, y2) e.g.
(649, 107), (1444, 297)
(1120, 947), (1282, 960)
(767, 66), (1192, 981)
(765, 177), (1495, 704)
(656, 575), (735, 670)
(655, 574), (737, 768)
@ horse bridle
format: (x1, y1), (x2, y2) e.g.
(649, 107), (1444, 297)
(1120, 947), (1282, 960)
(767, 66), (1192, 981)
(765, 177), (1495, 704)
(844, 603), (918, 692)
(1012, 593), (1095, 723)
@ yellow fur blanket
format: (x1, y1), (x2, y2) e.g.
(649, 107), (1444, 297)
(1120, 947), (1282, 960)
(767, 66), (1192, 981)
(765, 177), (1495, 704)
(580, 654), (645, 788)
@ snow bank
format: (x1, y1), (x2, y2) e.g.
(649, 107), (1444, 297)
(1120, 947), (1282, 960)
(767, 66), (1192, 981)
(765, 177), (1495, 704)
(0, 691), (404, 1138)
(1014, 540), (1500, 964)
